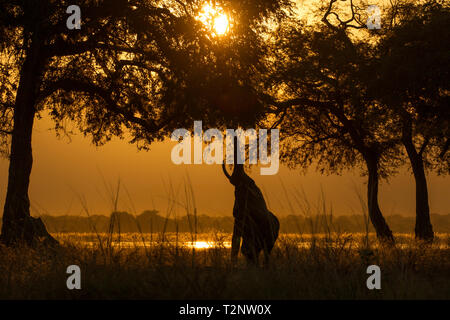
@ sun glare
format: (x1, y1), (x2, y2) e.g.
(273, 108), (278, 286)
(197, 3), (230, 36)
(189, 241), (214, 249)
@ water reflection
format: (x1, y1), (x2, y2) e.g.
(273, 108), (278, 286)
(79, 240), (232, 249)
(55, 233), (450, 250)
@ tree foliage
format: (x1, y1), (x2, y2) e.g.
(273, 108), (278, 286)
(374, 0), (450, 175)
(0, 0), (292, 245)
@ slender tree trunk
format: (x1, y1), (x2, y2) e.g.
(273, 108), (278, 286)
(365, 154), (395, 244)
(1, 39), (57, 247)
(402, 131), (434, 242)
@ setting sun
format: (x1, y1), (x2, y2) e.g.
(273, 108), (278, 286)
(197, 3), (229, 36)
(213, 14), (229, 35)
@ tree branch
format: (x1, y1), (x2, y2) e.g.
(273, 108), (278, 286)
(0, 129), (12, 135)
(40, 79), (168, 134)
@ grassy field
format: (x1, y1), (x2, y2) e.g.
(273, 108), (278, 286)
(0, 231), (449, 300)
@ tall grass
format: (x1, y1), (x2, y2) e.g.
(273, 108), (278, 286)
(1, 231), (449, 299)
(0, 177), (449, 299)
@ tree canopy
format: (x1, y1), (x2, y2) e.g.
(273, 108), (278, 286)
(0, 0), (292, 245)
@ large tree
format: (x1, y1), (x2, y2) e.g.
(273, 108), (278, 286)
(267, 1), (401, 243)
(0, 0), (291, 246)
(372, 0), (450, 241)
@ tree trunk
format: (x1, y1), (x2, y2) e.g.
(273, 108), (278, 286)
(365, 154), (395, 244)
(1, 39), (57, 247)
(403, 136), (434, 242)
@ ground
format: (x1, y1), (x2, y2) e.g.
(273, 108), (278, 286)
(0, 232), (449, 299)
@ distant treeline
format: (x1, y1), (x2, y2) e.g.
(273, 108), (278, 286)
(3, 210), (448, 234)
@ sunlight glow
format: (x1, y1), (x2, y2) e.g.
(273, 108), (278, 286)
(213, 14), (229, 35)
(197, 3), (230, 36)
(189, 241), (214, 249)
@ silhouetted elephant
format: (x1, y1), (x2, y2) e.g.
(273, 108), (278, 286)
(222, 151), (280, 266)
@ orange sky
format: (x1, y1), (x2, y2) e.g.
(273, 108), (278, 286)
(0, 0), (448, 218)
(0, 117), (448, 217)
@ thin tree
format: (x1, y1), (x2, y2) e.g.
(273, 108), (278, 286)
(267, 1), (400, 243)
